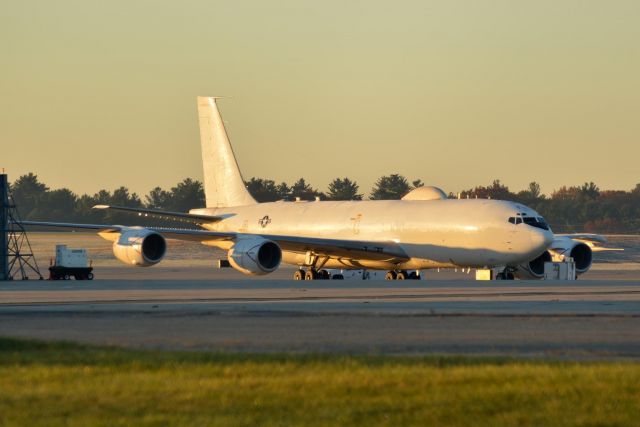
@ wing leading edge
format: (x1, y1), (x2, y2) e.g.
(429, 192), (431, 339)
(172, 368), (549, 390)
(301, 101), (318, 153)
(92, 205), (228, 225)
(556, 233), (624, 252)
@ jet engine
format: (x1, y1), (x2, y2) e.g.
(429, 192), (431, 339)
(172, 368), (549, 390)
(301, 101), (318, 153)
(549, 237), (593, 275)
(228, 237), (282, 275)
(513, 251), (552, 279)
(112, 228), (167, 267)
(514, 237), (593, 279)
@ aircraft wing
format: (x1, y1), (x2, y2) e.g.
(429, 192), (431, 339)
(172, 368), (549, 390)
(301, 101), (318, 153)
(556, 233), (607, 243)
(258, 234), (409, 262)
(556, 233), (623, 251)
(92, 205), (226, 225)
(20, 221), (409, 263)
(20, 221), (122, 233)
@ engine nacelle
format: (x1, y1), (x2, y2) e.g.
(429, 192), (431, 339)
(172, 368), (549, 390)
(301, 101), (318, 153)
(112, 228), (167, 267)
(228, 237), (282, 275)
(514, 251), (552, 279)
(515, 237), (593, 279)
(549, 237), (593, 275)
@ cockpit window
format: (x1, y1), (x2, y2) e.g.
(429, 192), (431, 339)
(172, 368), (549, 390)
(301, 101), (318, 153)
(509, 216), (547, 228)
(537, 217), (549, 229)
(523, 216), (549, 230)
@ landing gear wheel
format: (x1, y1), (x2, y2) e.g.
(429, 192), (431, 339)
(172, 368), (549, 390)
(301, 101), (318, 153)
(409, 271), (420, 280)
(87, 273), (94, 280)
(331, 274), (344, 280)
(396, 271), (408, 280)
(293, 270), (305, 280)
(319, 270), (330, 280)
(305, 270), (319, 281)
(63, 274), (70, 280)
(385, 271), (397, 281)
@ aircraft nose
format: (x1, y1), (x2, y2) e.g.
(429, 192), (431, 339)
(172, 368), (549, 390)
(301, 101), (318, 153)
(530, 229), (554, 250)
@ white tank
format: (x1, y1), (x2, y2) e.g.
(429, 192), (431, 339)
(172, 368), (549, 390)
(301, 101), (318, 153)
(55, 245), (89, 268)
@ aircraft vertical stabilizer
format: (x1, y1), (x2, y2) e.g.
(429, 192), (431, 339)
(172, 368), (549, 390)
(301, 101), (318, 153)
(197, 96), (257, 208)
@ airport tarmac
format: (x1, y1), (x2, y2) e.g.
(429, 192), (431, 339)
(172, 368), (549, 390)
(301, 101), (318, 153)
(1, 278), (639, 359)
(1, 233), (637, 359)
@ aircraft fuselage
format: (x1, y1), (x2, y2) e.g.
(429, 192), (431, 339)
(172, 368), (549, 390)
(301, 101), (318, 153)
(191, 198), (554, 270)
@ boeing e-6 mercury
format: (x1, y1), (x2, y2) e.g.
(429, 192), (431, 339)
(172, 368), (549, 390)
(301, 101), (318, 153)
(24, 97), (610, 280)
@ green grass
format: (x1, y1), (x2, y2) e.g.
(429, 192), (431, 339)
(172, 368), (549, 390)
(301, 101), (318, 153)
(0, 338), (639, 426)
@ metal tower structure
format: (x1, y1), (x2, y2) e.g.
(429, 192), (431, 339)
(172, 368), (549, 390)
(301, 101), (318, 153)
(0, 175), (7, 280)
(1, 174), (43, 281)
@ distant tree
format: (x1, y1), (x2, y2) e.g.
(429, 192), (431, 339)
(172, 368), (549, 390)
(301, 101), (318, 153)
(276, 182), (291, 199)
(583, 217), (624, 234)
(11, 171), (640, 234)
(460, 180), (515, 201)
(101, 186), (142, 224)
(167, 178), (205, 211)
(580, 182), (600, 200)
(484, 179), (513, 200)
(525, 181), (542, 199)
(370, 174), (411, 200)
(551, 185), (582, 200)
(93, 189), (112, 205)
(10, 173), (49, 218)
(75, 191), (110, 223)
(290, 178), (311, 198)
(146, 187), (171, 209)
(31, 188), (77, 221)
(516, 181), (545, 206)
(327, 178), (363, 201)
(246, 178), (281, 202)
(110, 187), (142, 207)
(290, 178), (324, 200)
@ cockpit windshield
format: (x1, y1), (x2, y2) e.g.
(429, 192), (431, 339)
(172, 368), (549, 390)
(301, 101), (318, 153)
(508, 216), (550, 230)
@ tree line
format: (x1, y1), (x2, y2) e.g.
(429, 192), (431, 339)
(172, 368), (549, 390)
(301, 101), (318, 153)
(8, 173), (640, 233)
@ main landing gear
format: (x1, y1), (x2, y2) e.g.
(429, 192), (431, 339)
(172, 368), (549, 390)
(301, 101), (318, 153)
(294, 252), (334, 280)
(385, 270), (420, 280)
(293, 268), (331, 280)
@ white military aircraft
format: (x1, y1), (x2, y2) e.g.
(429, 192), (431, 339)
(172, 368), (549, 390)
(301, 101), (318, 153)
(25, 97), (610, 280)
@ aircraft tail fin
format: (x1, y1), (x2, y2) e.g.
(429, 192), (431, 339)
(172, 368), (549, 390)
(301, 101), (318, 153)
(197, 96), (257, 208)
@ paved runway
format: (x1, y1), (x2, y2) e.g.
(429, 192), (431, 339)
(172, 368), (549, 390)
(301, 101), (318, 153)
(1, 278), (639, 359)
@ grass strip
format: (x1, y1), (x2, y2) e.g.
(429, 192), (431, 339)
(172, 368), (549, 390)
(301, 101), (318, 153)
(0, 337), (638, 426)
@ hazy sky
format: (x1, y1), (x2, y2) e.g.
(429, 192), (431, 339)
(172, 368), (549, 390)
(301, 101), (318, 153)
(2, 0), (639, 197)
